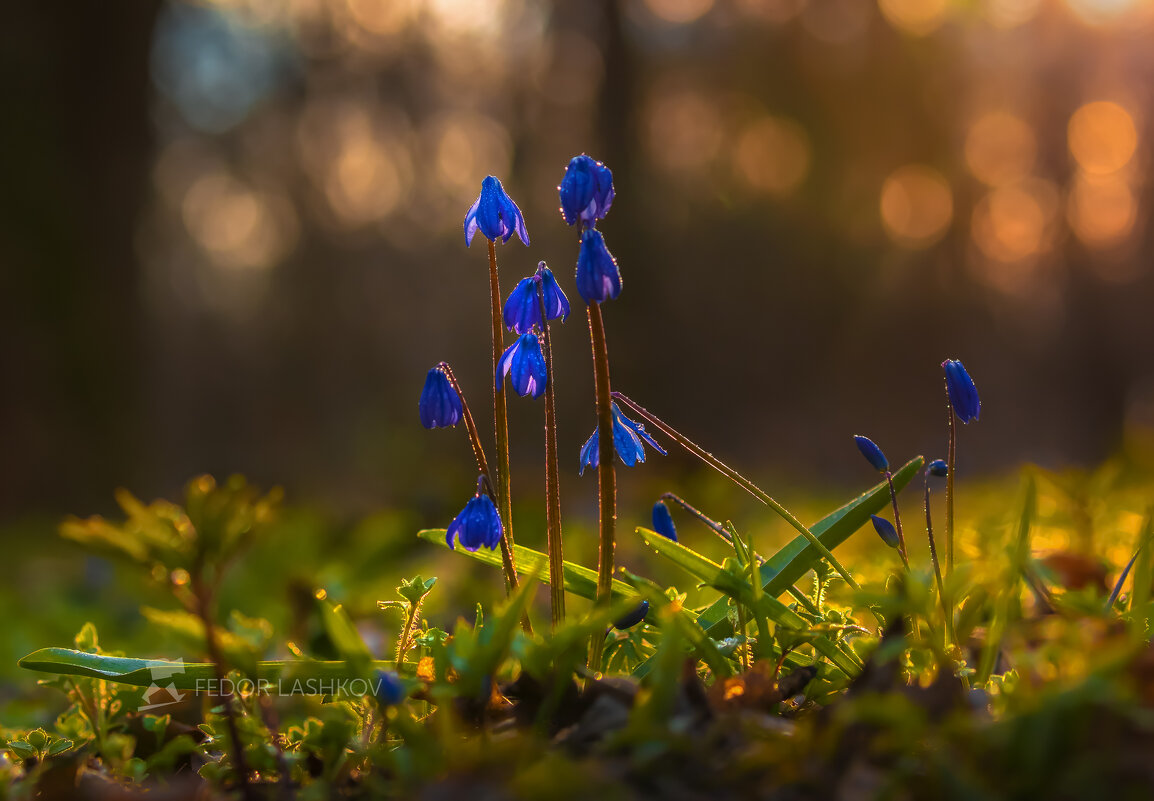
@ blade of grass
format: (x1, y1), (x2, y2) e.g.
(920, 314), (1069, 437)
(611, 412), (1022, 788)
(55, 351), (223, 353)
(976, 474), (1035, 686)
(694, 456), (923, 640)
(19, 648), (418, 689)
(631, 527), (861, 677)
(418, 530), (636, 602)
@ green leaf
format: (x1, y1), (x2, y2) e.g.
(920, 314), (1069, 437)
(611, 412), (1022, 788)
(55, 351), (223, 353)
(631, 526), (861, 677)
(19, 648), (416, 690)
(693, 456), (924, 641)
(317, 600), (373, 678)
(417, 530), (637, 602)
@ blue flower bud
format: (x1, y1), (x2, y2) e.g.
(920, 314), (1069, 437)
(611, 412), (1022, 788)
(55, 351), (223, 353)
(464, 176), (529, 247)
(502, 263), (570, 335)
(496, 332), (547, 399)
(447, 486), (503, 551)
(419, 367), (462, 429)
(652, 501), (678, 542)
(613, 599), (649, 630)
(558, 154), (614, 228)
(536, 263), (570, 323)
(853, 435), (889, 472)
(928, 459), (948, 477)
(942, 359), (980, 424)
(374, 669), (405, 706)
(870, 515), (899, 549)
(579, 402), (666, 475)
(575, 229), (621, 305)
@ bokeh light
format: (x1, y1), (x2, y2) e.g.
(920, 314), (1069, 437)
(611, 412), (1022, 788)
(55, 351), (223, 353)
(1067, 173), (1137, 247)
(965, 112), (1037, 186)
(982, 0), (1042, 28)
(880, 165), (954, 249)
(181, 170), (297, 269)
(732, 116), (811, 196)
(1068, 101), (1138, 175)
(878, 0), (950, 36)
(971, 180), (1059, 264)
(645, 87), (725, 174)
(642, 0), (716, 24)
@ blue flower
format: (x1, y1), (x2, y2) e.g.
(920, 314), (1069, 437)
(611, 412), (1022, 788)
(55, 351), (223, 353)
(575, 229), (621, 304)
(928, 459), (948, 477)
(853, 435), (889, 472)
(374, 669), (405, 706)
(497, 332), (547, 399)
(447, 487), (503, 551)
(502, 263), (570, 335)
(419, 367), (462, 429)
(613, 599), (649, 630)
(559, 154), (614, 228)
(652, 501), (678, 542)
(942, 359), (980, 424)
(464, 176), (529, 247)
(870, 515), (899, 549)
(579, 402), (666, 475)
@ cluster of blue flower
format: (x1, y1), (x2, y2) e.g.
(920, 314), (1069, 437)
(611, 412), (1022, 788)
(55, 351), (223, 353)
(418, 157), (664, 573)
(419, 155), (985, 635)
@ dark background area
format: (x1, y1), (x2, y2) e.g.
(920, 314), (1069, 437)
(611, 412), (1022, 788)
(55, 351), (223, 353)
(4, 0), (1154, 530)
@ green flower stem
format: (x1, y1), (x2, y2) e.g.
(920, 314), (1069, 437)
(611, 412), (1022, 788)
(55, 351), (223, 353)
(191, 572), (255, 801)
(587, 301), (616, 674)
(885, 471), (910, 570)
(438, 362), (493, 485)
(611, 392), (860, 591)
(924, 481), (954, 647)
(536, 286), (565, 629)
(486, 240), (520, 597)
(945, 378), (957, 578)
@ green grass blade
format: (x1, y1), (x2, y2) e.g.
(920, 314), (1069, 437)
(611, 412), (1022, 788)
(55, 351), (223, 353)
(631, 528), (861, 677)
(18, 648), (418, 690)
(697, 456), (923, 639)
(417, 529), (637, 602)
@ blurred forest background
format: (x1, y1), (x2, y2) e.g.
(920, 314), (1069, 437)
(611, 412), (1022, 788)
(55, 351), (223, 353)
(5, 0), (1154, 530)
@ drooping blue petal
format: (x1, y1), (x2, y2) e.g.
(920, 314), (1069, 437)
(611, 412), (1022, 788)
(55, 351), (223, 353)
(578, 403), (666, 474)
(942, 359), (980, 424)
(870, 515), (900, 549)
(853, 435), (889, 472)
(613, 599), (649, 630)
(419, 368), (463, 429)
(537, 264), (570, 323)
(928, 459), (949, 477)
(616, 405), (667, 456)
(508, 332), (547, 399)
(447, 493), (503, 552)
(652, 501), (678, 542)
(464, 176), (530, 246)
(578, 428), (598, 476)
(503, 277), (541, 335)
(496, 338), (519, 387)
(575, 229), (622, 304)
(559, 155), (615, 227)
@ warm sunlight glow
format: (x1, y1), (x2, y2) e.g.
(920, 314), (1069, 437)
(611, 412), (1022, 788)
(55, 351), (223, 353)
(732, 116), (811, 196)
(880, 165), (954, 248)
(965, 112), (1036, 186)
(1067, 173), (1137, 247)
(645, 89), (724, 174)
(879, 0), (950, 35)
(182, 171), (296, 269)
(971, 182), (1055, 263)
(1068, 101), (1138, 175)
(643, 0), (716, 23)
